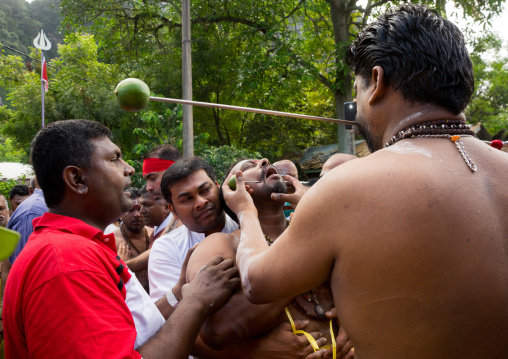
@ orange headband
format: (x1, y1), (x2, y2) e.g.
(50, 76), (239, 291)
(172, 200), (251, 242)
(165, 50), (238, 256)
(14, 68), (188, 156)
(142, 158), (175, 176)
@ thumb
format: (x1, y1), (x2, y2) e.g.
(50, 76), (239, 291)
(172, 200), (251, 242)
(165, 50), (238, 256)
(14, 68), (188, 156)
(271, 192), (288, 203)
(291, 319), (310, 331)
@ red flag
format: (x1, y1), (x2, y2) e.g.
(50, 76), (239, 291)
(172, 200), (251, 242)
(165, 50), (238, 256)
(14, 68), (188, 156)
(41, 52), (48, 92)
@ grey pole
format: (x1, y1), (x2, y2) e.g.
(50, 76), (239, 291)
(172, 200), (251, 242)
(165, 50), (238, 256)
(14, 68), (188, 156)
(182, 0), (193, 157)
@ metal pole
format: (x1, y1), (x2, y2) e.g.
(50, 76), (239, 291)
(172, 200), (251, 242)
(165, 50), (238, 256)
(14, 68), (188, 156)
(41, 50), (45, 128)
(182, 0), (193, 157)
(149, 96), (358, 126)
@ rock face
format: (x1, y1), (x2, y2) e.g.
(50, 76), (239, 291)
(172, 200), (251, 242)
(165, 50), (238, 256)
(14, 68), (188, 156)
(114, 78), (150, 112)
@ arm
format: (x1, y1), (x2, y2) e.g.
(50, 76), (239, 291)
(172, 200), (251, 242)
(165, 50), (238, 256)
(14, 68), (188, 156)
(125, 248), (150, 272)
(223, 172), (341, 303)
(138, 255), (240, 359)
(186, 233), (291, 349)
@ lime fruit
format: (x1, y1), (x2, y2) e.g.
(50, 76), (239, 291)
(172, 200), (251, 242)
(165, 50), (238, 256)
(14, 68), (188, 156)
(114, 78), (150, 112)
(228, 176), (237, 190)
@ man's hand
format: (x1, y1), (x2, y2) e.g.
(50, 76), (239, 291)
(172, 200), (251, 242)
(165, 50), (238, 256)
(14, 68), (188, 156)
(271, 175), (308, 210)
(245, 320), (328, 359)
(118, 242), (130, 262)
(182, 255), (240, 315)
(322, 308), (354, 359)
(222, 172), (258, 217)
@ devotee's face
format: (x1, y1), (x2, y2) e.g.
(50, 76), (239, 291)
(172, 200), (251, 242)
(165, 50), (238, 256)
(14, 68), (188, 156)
(168, 170), (224, 234)
(0, 197), (9, 227)
(10, 195), (28, 212)
(122, 198), (144, 233)
(140, 192), (167, 227)
(232, 159), (287, 198)
(85, 137), (135, 222)
(144, 170), (165, 205)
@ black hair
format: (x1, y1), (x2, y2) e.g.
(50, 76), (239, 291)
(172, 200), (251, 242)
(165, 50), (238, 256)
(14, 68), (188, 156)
(345, 4), (474, 114)
(9, 185), (29, 200)
(160, 157), (217, 205)
(144, 144), (183, 161)
(125, 187), (141, 200)
(140, 185), (149, 195)
(30, 119), (112, 208)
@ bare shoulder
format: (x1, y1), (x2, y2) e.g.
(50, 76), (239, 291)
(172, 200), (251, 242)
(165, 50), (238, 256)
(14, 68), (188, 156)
(186, 230), (240, 282)
(112, 228), (123, 248)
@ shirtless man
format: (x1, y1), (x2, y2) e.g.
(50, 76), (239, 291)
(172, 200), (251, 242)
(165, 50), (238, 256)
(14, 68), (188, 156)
(155, 157), (341, 359)
(114, 187), (153, 292)
(187, 158), (353, 359)
(223, 5), (508, 358)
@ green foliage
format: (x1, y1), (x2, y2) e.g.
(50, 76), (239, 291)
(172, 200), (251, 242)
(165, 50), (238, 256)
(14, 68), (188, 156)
(198, 145), (262, 183)
(0, 177), (18, 200)
(0, 0), (62, 60)
(0, 136), (26, 162)
(466, 32), (508, 134)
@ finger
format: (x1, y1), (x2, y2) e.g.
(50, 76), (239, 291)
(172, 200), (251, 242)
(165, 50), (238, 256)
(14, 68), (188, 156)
(292, 319), (311, 330)
(235, 171), (246, 191)
(204, 255), (225, 267)
(271, 192), (291, 203)
(305, 348), (327, 359)
(284, 174), (304, 189)
(182, 244), (199, 270)
(325, 307), (337, 319)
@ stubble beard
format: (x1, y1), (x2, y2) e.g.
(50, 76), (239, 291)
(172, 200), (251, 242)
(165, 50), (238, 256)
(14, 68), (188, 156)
(355, 115), (382, 153)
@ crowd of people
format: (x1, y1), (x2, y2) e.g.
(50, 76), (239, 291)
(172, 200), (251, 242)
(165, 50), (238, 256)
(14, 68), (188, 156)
(0, 4), (507, 358)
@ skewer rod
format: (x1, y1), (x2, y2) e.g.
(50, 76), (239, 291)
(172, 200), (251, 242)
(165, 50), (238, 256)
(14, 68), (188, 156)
(150, 96), (357, 126)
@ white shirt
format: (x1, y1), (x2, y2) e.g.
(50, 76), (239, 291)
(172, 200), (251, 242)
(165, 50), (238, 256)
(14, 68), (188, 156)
(148, 214), (239, 302)
(153, 213), (174, 238)
(124, 269), (166, 349)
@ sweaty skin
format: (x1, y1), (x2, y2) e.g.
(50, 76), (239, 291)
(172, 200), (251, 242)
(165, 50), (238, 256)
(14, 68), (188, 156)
(186, 159), (349, 357)
(224, 74), (508, 358)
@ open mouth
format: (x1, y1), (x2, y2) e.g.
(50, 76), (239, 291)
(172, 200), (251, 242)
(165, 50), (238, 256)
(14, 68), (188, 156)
(265, 166), (279, 179)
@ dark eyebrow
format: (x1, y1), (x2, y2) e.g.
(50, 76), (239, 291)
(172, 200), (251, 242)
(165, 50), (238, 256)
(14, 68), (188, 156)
(176, 182), (211, 200)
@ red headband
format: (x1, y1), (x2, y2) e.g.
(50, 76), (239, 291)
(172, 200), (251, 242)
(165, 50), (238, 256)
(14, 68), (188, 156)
(142, 158), (175, 176)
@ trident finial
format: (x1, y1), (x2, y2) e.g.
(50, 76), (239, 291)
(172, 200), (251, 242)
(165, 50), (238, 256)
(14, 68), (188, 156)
(33, 29), (52, 51)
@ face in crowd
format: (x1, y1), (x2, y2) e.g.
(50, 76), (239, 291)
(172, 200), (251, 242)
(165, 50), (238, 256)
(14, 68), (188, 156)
(230, 158), (287, 201)
(0, 195), (9, 227)
(122, 196), (144, 233)
(167, 169), (224, 236)
(140, 191), (168, 227)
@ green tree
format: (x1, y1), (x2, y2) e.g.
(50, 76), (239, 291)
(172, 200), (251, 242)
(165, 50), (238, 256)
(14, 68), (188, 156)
(60, 0), (505, 158)
(466, 32), (508, 134)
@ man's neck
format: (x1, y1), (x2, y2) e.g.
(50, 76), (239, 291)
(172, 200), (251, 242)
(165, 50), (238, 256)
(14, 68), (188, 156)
(122, 224), (146, 243)
(379, 97), (466, 150)
(254, 198), (287, 241)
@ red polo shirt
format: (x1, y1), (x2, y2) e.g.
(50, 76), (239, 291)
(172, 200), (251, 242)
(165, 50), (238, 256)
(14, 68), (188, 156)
(3, 213), (142, 359)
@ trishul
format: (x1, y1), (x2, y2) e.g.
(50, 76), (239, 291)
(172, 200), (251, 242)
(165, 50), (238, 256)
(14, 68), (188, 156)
(33, 30), (52, 51)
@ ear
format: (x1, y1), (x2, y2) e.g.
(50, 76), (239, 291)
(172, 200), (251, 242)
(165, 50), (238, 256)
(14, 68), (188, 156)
(163, 203), (170, 214)
(62, 166), (88, 196)
(368, 66), (387, 105)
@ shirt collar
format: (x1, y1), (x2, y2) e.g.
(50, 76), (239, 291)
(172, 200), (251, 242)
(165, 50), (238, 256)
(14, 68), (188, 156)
(33, 213), (117, 252)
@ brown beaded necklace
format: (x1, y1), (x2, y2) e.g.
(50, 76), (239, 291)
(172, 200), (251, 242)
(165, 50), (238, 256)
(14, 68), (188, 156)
(385, 119), (477, 172)
(120, 223), (150, 257)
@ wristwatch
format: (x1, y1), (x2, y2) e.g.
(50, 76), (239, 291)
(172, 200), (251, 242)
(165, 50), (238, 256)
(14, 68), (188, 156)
(166, 289), (179, 308)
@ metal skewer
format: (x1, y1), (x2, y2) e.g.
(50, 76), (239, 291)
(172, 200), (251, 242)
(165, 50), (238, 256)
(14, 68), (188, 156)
(149, 96), (357, 126)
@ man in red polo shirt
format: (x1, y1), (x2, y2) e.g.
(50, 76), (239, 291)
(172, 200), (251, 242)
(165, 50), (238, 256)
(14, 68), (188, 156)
(3, 119), (239, 359)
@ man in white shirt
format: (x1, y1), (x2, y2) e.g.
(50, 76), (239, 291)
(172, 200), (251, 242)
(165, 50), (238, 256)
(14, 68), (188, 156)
(149, 157), (238, 302)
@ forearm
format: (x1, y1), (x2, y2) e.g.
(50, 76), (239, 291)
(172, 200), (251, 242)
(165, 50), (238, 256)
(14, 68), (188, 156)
(235, 210), (270, 302)
(138, 298), (210, 359)
(126, 249), (150, 272)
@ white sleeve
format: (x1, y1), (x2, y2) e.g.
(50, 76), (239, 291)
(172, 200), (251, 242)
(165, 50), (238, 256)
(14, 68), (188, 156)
(148, 236), (183, 302)
(124, 270), (165, 349)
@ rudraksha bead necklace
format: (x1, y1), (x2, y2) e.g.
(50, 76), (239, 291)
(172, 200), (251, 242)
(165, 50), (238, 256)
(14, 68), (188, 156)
(385, 119), (477, 172)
